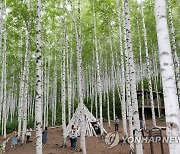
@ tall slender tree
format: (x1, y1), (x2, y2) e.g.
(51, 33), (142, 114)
(77, 0), (86, 152)
(2, 23), (6, 139)
(116, 0), (128, 137)
(137, 17), (146, 129)
(105, 57), (110, 128)
(0, 0), (4, 132)
(0, 1), (4, 57)
(61, 0), (67, 146)
(69, 0), (86, 152)
(167, 0), (180, 103)
(155, 0), (180, 153)
(140, 0), (156, 127)
(123, 0), (143, 153)
(22, 29), (30, 143)
(93, 2), (103, 135)
(35, 0), (42, 153)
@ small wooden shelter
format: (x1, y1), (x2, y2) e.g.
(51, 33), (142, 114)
(137, 90), (165, 118)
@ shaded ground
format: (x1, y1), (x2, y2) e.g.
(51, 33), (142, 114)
(3, 119), (168, 154)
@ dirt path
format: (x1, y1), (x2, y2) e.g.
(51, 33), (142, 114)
(3, 119), (168, 154)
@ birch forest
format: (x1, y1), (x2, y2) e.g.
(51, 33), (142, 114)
(0, 0), (180, 154)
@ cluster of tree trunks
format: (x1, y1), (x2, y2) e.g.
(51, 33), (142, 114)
(0, 0), (179, 154)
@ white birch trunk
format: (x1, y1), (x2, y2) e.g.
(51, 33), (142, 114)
(36, 0), (42, 153)
(153, 49), (161, 118)
(0, 7), (4, 127)
(43, 57), (47, 128)
(90, 67), (94, 114)
(154, 66), (161, 118)
(0, 1), (4, 58)
(93, 3), (103, 135)
(61, 0), (67, 146)
(140, 1), (156, 126)
(32, 90), (35, 121)
(72, 75), (75, 114)
(77, 0), (86, 152)
(123, 0), (143, 153)
(155, 0), (180, 153)
(167, 0), (180, 103)
(66, 45), (70, 121)
(51, 57), (57, 126)
(67, 41), (72, 123)
(18, 35), (26, 138)
(86, 67), (89, 104)
(116, 0), (127, 137)
(41, 57), (44, 124)
(61, 33), (66, 146)
(2, 28), (7, 139)
(46, 58), (50, 127)
(109, 33), (116, 122)
(105, 59), (110, 129)
(22, 29), (30, 143)
(54, 57), (57, 126)
(69, 34), (73, 116)
(137, 18), (146, 129)
(123, 7), (134, 150)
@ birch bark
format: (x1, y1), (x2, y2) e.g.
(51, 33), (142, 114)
(0, 1), (4, 57)
(2, 27), (6, 139)
(109, 30), (116, 122)
(140, 1), (156, 126)
(18, 35), (26, 138)
(61, 36), (66, 146)
(53, 57), (57, 126)
(77, 0), (86, 152)
(105, 58), (110, 128)
(167, 0), (180, 103)
(93, 3), (103, 135)
(0, 1), (4, 128)
(61, 0), (67, 146)
(123, 6), (134, 150)
(116, 0), (127, 137)
(123, 0), (143, 153)
(46, 58), (50, 127)
(137, 18), (146, 129)
(35, 0), (43, 153)
(155, 0), (180, 153)
(22, 29), (30, 143)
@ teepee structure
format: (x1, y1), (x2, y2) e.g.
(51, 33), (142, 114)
(65, 104), (107, 137)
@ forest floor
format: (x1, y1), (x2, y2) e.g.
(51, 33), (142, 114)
(3, 119), (168, 154)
